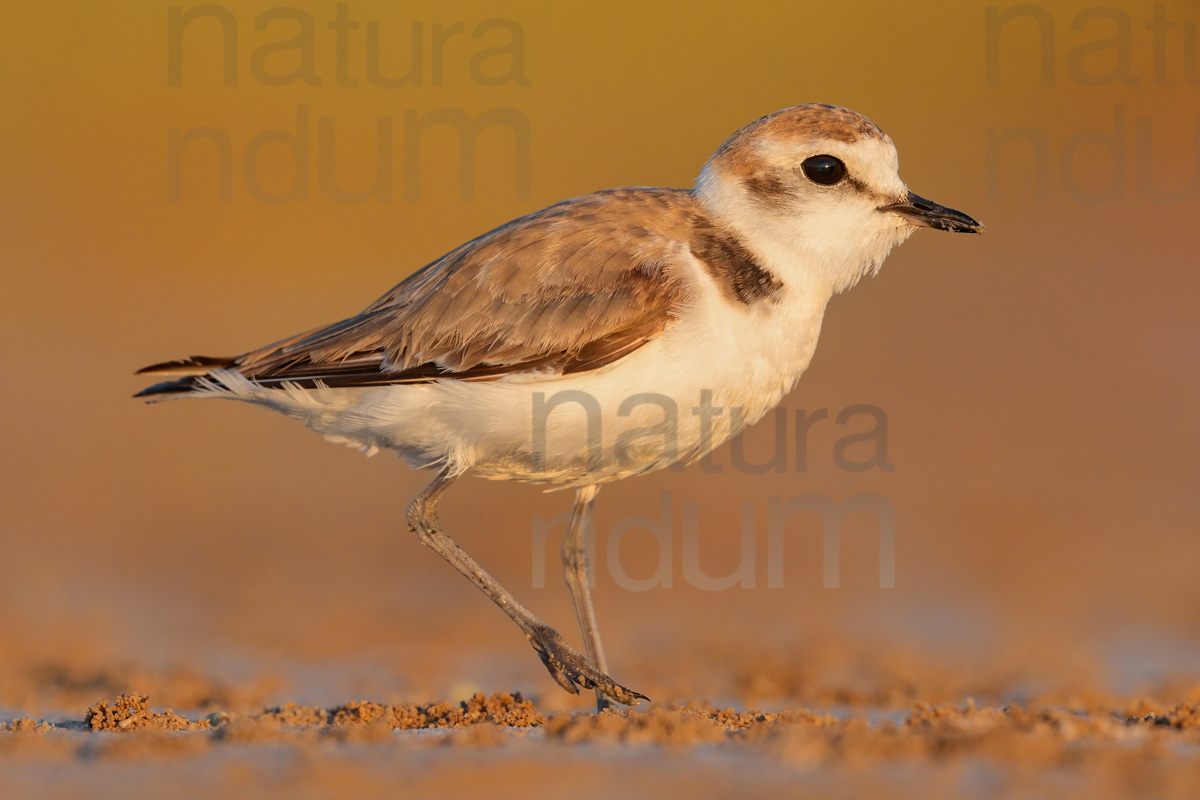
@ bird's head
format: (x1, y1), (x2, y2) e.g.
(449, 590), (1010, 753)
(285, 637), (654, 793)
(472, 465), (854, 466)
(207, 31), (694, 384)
(694, 104), (983, 295)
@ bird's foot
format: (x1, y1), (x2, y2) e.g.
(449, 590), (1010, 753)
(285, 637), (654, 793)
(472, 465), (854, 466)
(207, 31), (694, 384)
(527, 625), (648, 706)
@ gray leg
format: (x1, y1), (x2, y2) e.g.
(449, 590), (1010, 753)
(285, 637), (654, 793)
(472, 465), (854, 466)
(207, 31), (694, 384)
(406, 468), (646, 706)
(561, 485), (613, 711)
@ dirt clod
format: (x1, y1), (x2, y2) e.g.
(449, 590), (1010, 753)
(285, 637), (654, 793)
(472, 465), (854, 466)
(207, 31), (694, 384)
(83, 693), (206, 733)
(328, 691), (543, 730)
(1, 717), (53, 733)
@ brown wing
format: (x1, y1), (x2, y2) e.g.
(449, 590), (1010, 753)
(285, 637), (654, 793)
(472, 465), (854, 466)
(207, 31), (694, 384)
(138, 188), (702, 395)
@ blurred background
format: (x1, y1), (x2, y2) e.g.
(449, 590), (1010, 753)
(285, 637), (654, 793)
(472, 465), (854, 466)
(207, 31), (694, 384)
(1, 0), (1197, 713)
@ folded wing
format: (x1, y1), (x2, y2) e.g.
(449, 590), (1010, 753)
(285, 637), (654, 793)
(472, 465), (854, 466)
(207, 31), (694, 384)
(136, 189), (699, 397)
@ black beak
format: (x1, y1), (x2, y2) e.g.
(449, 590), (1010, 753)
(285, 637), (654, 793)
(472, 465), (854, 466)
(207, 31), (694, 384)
(880, 191), (984, 234)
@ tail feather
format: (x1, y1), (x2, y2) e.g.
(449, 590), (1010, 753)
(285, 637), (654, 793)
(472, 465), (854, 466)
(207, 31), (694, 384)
(135, 355), (236, 376)
(134, 376), (200, 399)
(134, 355), (235, 399)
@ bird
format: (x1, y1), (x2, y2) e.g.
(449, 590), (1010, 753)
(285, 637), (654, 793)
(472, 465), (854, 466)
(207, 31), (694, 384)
(136, 103), (983, 710)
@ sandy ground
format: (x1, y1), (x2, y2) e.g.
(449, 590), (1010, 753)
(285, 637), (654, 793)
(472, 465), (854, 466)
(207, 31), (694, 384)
(4, 2), (1199, 798)
(4, 660), (1200, 800)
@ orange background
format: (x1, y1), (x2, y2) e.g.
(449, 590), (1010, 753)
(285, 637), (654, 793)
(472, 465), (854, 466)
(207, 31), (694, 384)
(2, 0), (1198, 708)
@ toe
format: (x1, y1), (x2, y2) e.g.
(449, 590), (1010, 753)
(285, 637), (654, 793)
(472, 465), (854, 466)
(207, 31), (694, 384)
(527, 626), (648, 705)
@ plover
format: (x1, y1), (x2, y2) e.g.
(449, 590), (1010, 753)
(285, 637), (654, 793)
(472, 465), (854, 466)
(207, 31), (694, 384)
(137, 104), (983, 708)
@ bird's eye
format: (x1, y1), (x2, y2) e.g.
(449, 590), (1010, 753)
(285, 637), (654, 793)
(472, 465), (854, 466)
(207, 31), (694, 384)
(801, 155), (846, 186)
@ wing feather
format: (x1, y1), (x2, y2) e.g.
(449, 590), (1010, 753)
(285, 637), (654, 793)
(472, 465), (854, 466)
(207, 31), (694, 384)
(225, 188), (702, 388)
